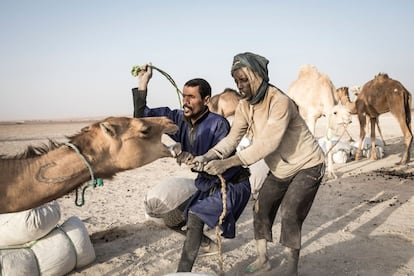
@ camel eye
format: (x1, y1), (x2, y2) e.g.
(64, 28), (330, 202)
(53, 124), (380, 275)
(333, 111), (337, 115)
(139, 125), (152, 137)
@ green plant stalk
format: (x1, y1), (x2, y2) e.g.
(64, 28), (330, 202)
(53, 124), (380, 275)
(131, 65), (183, 108)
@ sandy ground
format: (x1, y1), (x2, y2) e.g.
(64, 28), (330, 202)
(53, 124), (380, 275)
(0, 112), (413, 276)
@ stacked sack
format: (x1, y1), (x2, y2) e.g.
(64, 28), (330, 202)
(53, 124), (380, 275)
(352, 137), (385, 159)
(144, 178), (197, 227)
(318, 136), (354, 164)
(0, 201), (95, 276)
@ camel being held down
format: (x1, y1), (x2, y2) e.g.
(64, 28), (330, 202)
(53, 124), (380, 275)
(350, 73), (412, 164)
(0, 116), (179, 214)
(287, 64), (340, 135)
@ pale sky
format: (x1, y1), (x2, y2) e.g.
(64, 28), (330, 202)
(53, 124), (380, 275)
(1, 0), (413, 121)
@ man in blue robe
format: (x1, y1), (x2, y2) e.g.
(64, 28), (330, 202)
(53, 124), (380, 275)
(131, 64), (251, 272)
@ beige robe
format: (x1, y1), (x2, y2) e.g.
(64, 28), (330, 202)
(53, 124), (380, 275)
(211, 85), (325, 179)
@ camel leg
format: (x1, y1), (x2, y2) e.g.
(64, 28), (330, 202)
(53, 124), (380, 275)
(355, 113), (367, 161)
(370, 117), (377, 160)
(394, 114), (413, 165)
(325, 129), (337, 179)
(375, 118), (386, 146)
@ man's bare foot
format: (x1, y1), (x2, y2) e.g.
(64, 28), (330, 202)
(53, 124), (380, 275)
(245, 258), (271, 273)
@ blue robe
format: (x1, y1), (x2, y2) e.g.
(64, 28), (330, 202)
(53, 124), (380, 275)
(134, 89), (251, 238)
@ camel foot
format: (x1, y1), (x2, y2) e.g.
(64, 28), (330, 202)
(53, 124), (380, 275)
(395, 160), (408, 166)
(245, 258), (271, 274)
(327, 171), (338, 180)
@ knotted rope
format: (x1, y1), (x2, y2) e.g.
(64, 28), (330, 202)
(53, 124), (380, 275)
(215, 174), (227, 274)
(324, 123), (351, 156)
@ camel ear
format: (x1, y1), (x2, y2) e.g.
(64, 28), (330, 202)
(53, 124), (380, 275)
(81, 126), (91, 132)
(100, 122), (117, 137)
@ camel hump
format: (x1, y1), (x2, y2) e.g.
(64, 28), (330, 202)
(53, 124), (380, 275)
(298, 64), (319, 77)
(375, 72), (389, 79)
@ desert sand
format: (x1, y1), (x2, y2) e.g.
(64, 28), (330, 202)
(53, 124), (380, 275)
(0, 112), (413, 276)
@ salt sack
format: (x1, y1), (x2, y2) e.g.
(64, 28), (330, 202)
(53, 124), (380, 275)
(0, 216), (95, 276)
(0, 201), (60, 246)
(145, 178), (197, 217)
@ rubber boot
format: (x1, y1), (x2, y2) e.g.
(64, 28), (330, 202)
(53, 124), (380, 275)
(285, 248), (299, 276)
(177, 212), (204, 272)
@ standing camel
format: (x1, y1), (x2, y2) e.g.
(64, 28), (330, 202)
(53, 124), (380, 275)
(0, 116), (179, 214)
(351, 73), (412, 164)
(344, 86), (386, 144)
(287, 64), (340, 135)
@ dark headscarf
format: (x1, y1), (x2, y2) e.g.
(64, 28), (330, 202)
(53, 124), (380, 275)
(231, 52), (270, 105)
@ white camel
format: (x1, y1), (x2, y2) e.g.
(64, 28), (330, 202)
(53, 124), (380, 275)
(324, 104), (352, 179)
(287, 64), (340, 135)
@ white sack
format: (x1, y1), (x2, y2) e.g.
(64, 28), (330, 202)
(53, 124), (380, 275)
(145, 178), (196, 217)
(0, 248), (38, 276)
(0, 216), (95, 276)
(318, 137), (353, 164)
(31, 225), (76, 276)
(0, 201), (61, 246)
(60, 216), (96, 268)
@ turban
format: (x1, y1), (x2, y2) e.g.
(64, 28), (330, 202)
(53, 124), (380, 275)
(231, 52), (269, 82)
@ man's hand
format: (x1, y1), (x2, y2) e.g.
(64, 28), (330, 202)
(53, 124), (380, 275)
(138, 63), (153, 90)
(203, 155), (243, 175)
(176, 151), (194, 166)
(190, 154), (215, 172)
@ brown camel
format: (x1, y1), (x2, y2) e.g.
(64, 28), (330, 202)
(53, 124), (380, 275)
(350, 73), (412, 164)
(287, 64), (340, 135)
(0, 116), (179, 214)
(207, 88), (241, 119)
(341, 86), (386, 144)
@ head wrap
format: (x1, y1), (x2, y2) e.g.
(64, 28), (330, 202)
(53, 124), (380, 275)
(231, 52), (270, 105)
(231, 52), (269, 82)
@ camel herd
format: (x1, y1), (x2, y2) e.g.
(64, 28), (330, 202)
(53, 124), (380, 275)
(210, 65), (412, 173)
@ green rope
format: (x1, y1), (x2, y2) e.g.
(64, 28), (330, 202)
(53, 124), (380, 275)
(131, 64), (183, 108)
(65, 142), (104, 207)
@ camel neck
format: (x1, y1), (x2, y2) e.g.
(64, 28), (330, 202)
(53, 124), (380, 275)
(65, 142), (103, 206)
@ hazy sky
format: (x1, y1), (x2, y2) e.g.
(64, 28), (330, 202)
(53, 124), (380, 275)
(1, 1), (413, 121)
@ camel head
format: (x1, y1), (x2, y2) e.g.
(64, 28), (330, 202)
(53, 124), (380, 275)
(350, 85), (361, 97)
(68, 116), (179, 175)
(327, 104), (352, 132)
(336, 87), (352, 104)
